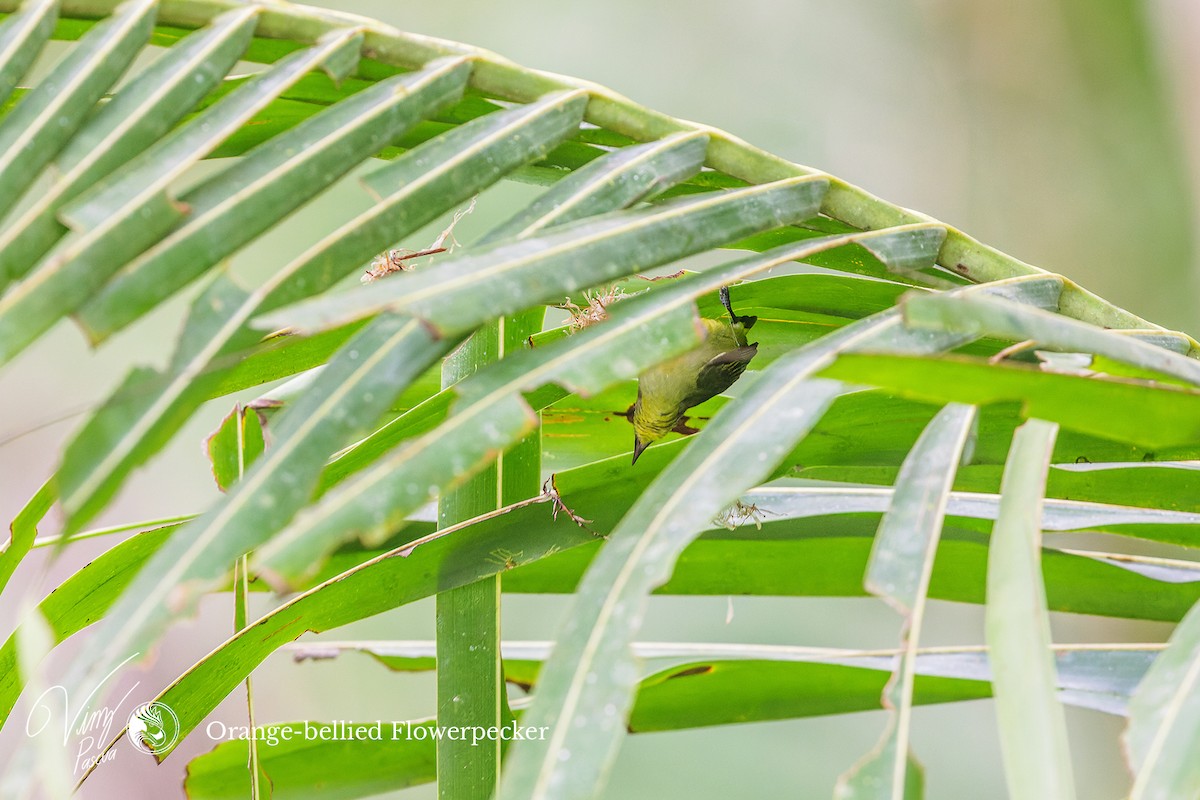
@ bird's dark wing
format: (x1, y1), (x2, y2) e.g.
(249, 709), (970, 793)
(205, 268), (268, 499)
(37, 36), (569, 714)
(683, 344), (758, 408)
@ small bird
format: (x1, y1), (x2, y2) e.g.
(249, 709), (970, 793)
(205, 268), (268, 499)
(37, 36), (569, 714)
(630, 286), (758, 464)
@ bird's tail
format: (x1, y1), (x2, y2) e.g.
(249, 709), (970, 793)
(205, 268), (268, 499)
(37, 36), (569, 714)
(720, 286), (757, 329)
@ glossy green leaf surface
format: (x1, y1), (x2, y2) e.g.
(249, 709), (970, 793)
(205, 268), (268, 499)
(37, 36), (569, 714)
(822, 353), (1200, 451)
(0, 6), (1197, 798)
(0, 7), (259, 285)
(51, 69), (569, 537)
(184, 719), (439, 800)
(254, 176), (832, 336)
(4, 458), (1197, 741)
(181, 636), (1163, 800)
(495, 274), (1064, 799)
(300, 225), (947, 531)
(253, 136), (734, 580)
(0, 26), (364, 364)
(794, 462), (1200, 514)
(902, 291), (1200, 387)
(0, 0), (155, 223)
(0, 0), (56, 117)
(294, 639), (1161, 717)
(76, 56), (472, 340)
(0, 477), (54, 595)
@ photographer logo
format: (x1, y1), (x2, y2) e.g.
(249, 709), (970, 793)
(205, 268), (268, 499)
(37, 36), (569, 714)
(126, 702), (180, 756)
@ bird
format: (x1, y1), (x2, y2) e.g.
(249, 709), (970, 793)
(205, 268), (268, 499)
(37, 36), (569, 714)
(629, 286), (758, 464)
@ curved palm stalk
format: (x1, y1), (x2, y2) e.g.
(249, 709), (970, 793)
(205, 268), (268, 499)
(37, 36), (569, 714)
(0, 0), (1188, 348)
(0, 0), (1190, 542)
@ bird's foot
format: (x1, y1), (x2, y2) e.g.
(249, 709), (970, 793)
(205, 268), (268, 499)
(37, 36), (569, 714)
(672, 417), (700, 436)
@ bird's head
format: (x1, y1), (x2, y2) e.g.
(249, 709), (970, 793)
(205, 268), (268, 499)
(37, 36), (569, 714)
(630, 396), (673, 465)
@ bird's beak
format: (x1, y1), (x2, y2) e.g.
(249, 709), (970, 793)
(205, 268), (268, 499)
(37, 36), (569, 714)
(632, 437), (649, 465)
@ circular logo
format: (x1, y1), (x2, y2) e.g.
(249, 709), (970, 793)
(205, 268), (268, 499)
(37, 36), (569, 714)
(127, 702), (180, 756)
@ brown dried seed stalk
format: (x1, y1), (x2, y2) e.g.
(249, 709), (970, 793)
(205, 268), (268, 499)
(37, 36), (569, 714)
(361, 247), (446, 283)
(362, 196), (477, 283)
(558, 285), (628, 331)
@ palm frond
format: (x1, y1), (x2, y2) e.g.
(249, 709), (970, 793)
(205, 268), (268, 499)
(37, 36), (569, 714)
(0, 2), (1197, 798)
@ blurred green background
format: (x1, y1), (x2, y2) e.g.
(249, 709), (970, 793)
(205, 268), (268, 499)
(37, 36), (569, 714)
(2, 0), (1197, 797)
